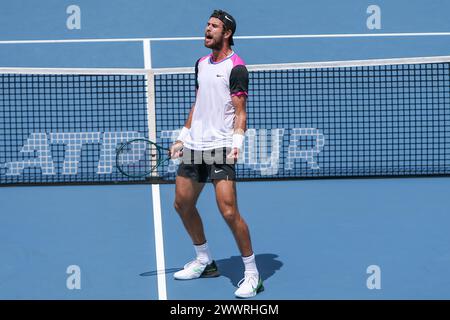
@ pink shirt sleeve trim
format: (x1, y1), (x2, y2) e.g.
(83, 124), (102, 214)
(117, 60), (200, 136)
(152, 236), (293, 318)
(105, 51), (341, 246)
(199, 54), (211, 63)
(231, 91), (248, 97)
(231, 54), (246, 67)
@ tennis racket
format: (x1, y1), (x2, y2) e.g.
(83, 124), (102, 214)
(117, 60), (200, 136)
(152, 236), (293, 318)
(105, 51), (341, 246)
(116, 139), (172, 178)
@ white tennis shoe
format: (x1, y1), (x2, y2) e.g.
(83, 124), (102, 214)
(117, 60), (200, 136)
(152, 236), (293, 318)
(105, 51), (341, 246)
(234, 272), (264, 298)
(174, 259), (220, 280)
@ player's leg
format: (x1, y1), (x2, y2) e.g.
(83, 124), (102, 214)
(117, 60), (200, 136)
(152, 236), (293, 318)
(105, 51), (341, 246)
(212, 179), (252, 256)
(174, 175), (206, 245)
(173, 151), (219, 280)
(213, 178), (264, 297)
(209, 148), (254, 256)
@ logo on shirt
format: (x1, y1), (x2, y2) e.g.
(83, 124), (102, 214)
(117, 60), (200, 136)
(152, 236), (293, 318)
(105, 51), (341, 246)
(216, 74), (224, 78)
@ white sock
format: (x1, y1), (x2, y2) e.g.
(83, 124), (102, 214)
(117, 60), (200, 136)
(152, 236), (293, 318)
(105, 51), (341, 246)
(242, 253), (258, 275)
(194, 242), (212, 264)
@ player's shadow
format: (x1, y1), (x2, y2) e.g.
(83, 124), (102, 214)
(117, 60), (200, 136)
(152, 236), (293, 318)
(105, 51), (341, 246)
(216, 253), (283, 286)
(140, 268), (180, 277)
(139, 253), (283, 285)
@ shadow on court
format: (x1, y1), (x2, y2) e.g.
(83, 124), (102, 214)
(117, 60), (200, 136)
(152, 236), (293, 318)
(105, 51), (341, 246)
(216, 254), (283, 286)
(140, 268), (180, 277)
(140, 253), (283, 288)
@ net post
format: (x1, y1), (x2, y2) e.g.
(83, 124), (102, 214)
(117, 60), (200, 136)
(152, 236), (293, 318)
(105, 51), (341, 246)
(143, 39), (158, 177)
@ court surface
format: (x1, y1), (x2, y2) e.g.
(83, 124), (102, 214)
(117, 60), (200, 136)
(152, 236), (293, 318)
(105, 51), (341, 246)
(1, 0), (450, 299)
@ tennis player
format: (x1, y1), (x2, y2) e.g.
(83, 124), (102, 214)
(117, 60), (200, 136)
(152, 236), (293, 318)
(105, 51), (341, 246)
(169, 9), (264, 298)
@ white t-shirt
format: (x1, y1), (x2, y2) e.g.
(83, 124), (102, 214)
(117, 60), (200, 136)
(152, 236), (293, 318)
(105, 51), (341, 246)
(183, 51), (249, 151)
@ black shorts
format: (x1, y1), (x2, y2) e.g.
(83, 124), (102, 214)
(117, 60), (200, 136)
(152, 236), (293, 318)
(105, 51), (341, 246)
(177, 147), (236, 183)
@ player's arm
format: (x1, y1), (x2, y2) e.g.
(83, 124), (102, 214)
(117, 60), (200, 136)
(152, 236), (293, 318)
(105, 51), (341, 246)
(183, 103), (195, 130)
(170, 102), (194, 158)
(170, 59), (200, 158)
(227, 95), (247, 159)
(227, 64), (249, 160)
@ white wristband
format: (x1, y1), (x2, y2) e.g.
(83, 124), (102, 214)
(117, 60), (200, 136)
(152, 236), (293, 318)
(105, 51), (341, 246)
(232, 133), (245, 150)
(176, 127), (190, 143)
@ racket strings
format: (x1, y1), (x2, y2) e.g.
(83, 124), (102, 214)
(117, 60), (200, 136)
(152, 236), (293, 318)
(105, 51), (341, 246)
(116, 139), (170, 178)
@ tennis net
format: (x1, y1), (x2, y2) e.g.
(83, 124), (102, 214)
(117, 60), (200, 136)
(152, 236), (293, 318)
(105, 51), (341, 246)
(1, 56), (450, 185)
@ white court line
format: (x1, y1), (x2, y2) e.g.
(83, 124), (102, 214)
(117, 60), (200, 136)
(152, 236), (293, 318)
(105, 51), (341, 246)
(1, 32), (450, 44)
(143, 39), (167, 301)
(0, 67), (148, 74)
(151, 184), (167, 300)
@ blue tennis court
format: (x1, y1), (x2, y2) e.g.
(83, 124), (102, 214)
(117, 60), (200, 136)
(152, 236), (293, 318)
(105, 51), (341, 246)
(1, 0), (450, 300)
